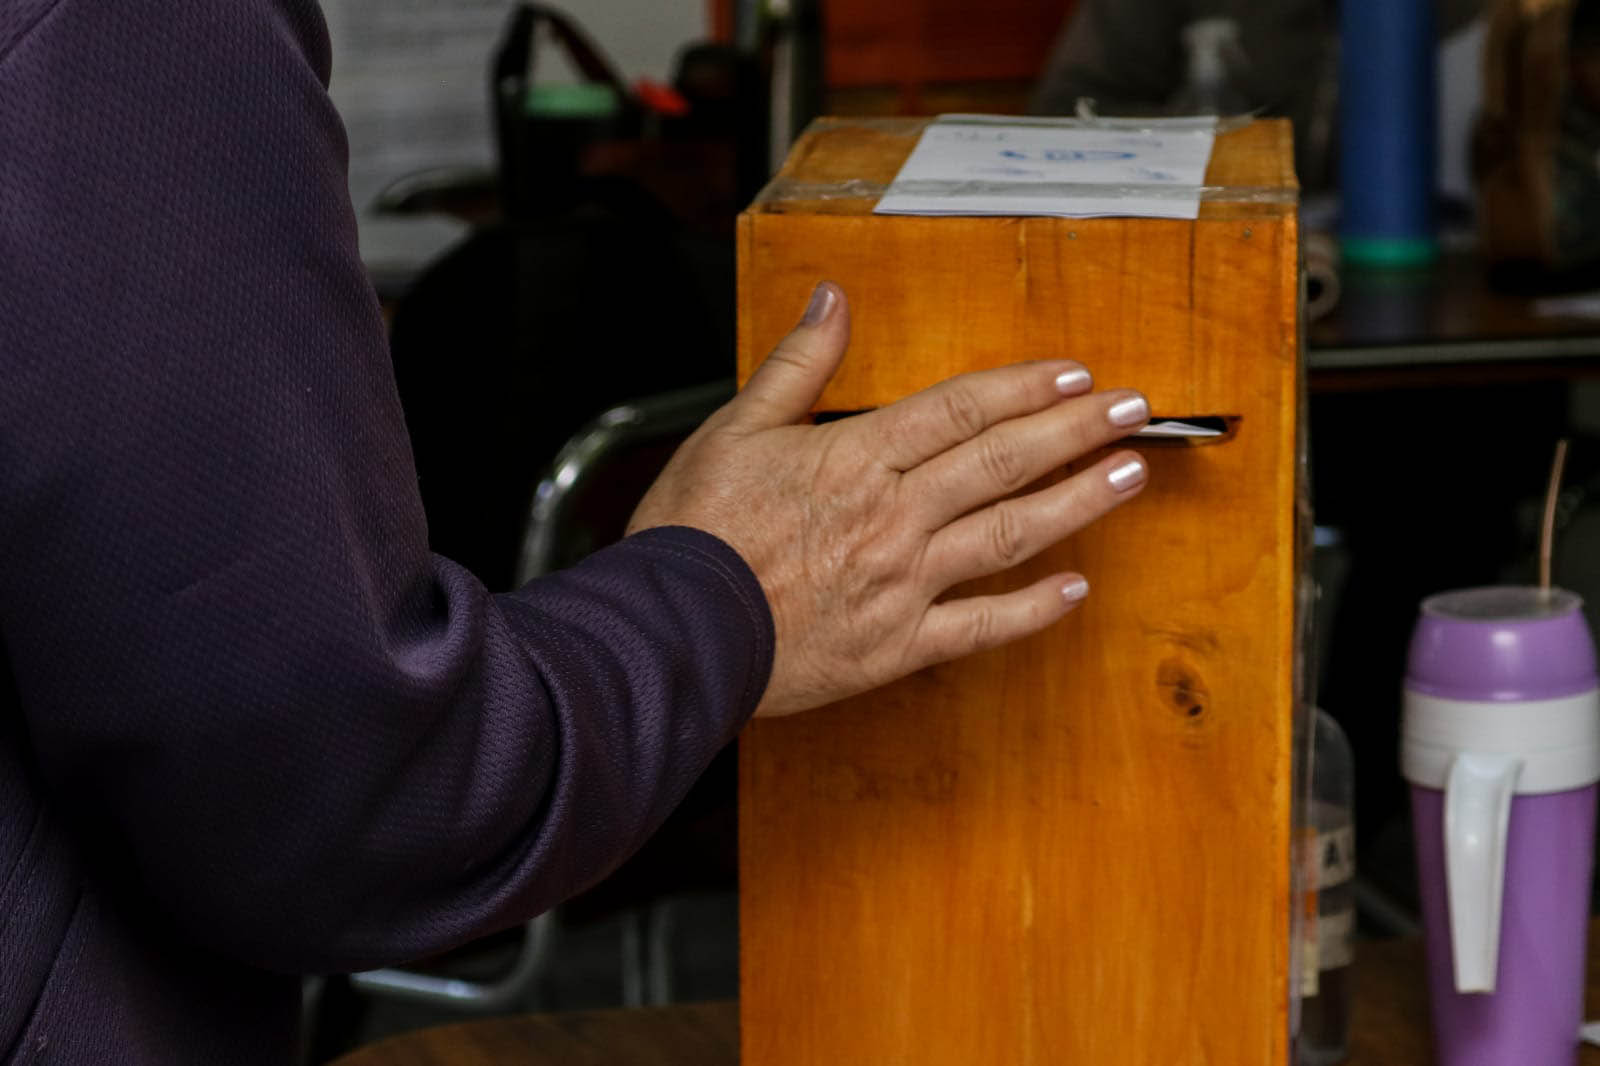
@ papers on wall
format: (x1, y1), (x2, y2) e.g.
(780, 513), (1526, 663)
(322, 0), (709, 213)
(323, 0), (512, 214)
(874, 114), (1220, 221)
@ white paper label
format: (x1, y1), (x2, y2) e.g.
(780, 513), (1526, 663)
(874, 116), (1218, 221)
(1300, 923), (1319, 997)
(1317, 908), (1355, 970)
(1315, 826), (1355, 889)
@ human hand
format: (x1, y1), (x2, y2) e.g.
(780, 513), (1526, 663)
(627, 282), (1150, 717)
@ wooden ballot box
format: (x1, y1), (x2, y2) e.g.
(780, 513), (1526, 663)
(736, 119), (1303, 1065)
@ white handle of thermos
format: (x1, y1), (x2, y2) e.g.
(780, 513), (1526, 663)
(1443, 752), (1523, 993)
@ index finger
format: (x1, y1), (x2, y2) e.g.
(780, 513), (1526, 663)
(865, 361), (1094, 472)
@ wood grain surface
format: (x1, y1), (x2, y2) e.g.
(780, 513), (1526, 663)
(736, 120), (1302, 1065)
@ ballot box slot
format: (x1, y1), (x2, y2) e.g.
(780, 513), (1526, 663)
(813, 409), (1240, 445)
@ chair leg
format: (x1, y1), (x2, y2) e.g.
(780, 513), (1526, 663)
(646, 898), (678, 1005)
(620, 909), (647, 1008)
(347, 910), (557, 1012)
(301, 974), (370, 1064)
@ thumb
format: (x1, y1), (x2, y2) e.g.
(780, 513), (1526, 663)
(731, 282), (851, 429)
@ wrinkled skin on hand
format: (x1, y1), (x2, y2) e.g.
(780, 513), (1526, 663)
(629, 283), (1149, 717)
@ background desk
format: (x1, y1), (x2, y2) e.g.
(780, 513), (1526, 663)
(330, 1001), (738, 1066)
(332, 921), (1600, 1065)
(1308, 251), (1600, 385)
(1349, 918), (1600, 1064)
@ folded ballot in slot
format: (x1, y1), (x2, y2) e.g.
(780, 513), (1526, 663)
(814, 409), (1240, 445)
(738, 117), (1303, 1066)
(1139, 415), (1239, 446)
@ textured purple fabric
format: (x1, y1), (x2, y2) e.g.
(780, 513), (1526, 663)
(0, 2), (773, 1062)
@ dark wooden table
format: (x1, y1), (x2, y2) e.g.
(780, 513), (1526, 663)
(332, 920), (1600, 1064)
(331, 1000), (739, 1066)
(1345, 919), (1600, 1065)
(1309, 251), (1600, 375)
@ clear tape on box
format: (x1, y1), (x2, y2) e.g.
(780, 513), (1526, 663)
(757, 177), (1299, 205)
(803, 113), (1260, 136)
(753, 116), (1295, 210)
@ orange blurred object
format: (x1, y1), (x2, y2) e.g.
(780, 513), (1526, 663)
(709, 0), (1077, 114)
(633, 78), (692, 118)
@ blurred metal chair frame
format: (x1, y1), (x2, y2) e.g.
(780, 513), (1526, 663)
(515, 380), (734, 584)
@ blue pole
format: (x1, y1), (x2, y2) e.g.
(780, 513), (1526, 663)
(1339, 0), (1438, 267)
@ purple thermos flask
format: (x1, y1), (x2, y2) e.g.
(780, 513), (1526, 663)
(1401, 587), (1600, 1065)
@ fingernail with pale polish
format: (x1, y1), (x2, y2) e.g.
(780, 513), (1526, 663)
(1107, 394), (1149, 427)
(1062, 576), (1090, 604)
(1054, 366), (1092, 395)
(1108, 456), (1147, 493)
(802, 282), (837, 325)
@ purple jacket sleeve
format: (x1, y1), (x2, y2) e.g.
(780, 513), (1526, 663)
(0, 0), (772, 973)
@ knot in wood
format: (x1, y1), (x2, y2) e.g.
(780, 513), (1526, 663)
(1156, 658), (1210, 719)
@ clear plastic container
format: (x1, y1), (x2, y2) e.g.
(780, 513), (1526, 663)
(1300, 708), (1356, 1065)
(1168, 18), (1252, 116)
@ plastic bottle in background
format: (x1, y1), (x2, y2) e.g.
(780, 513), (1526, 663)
(1300, 709), (1355, 1066)
(1338, 0), (1437, 266)
(1169, 18), (1251, 116)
